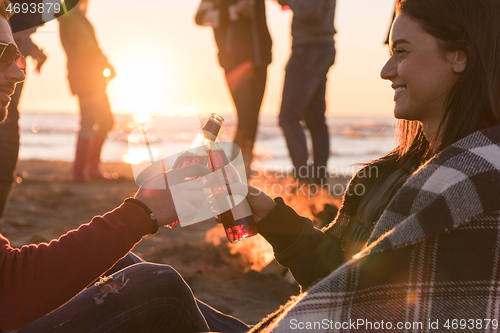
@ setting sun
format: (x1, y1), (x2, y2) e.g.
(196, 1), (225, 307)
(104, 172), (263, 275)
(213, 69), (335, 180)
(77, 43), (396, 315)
(107, 53), (173, 115)
(103, 68), (111, 78)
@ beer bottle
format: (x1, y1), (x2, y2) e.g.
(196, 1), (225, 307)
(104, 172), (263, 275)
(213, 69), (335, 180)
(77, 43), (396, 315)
(169, 113), (257, 242)
(165, 114), (224, 229)
(206, 137), (258, 243)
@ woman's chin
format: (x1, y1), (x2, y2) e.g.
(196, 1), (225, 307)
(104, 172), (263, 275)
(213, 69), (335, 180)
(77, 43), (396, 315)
(393, 108), (406, 120)
(393, 106), (418, 122)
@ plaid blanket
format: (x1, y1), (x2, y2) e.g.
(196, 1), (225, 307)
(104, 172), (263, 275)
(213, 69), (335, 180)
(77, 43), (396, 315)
(255, 125), (500, 333)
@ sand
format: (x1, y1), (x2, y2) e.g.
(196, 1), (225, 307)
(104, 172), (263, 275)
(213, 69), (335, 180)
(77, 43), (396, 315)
(0, 160), (348, 325)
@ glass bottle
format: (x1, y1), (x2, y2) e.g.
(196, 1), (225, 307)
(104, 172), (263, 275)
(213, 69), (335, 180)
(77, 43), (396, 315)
(164, 114), (223, 229)
(207, 139), (258, 243)
(168, 113), (257, 243)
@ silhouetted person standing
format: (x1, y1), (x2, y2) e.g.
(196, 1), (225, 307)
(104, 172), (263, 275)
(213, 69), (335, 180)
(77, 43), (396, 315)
(195, 0), (272, 174)
(57, 0), (116, 182)
(277, 0), (336, 185)
(0, 3), (45, 219)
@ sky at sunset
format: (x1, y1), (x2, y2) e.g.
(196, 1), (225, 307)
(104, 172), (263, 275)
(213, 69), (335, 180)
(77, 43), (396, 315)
(18, 0), (396, 118)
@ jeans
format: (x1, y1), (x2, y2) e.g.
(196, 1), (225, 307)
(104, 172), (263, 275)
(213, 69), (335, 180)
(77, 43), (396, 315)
(279, 43), (336, 182)
(225, 63), (268, 170)
(11, 254), (250, 333)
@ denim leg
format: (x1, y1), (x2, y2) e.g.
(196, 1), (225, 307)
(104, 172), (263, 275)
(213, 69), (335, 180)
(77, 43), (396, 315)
(304, 77), (330, 182)
(197, 300), (250, 333)
(278, 49), (312, 179)
(100, 252), (144, 279)
(227, 64), (268, 167)
(15, 263), (211, 333)
(278, 44), (336, 180)
(105, 255), (250, 332)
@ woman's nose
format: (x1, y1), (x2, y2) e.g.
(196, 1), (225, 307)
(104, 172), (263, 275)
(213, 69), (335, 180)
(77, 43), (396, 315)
(380, 56), (397, 81)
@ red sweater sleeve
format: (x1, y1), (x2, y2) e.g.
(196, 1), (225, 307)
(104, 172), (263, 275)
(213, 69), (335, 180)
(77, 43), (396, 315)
(0, 202), (152, 330)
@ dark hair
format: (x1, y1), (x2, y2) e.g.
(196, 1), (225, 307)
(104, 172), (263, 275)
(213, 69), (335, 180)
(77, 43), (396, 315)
(355, 0), (500, 224)
(397, 0), (500, 150)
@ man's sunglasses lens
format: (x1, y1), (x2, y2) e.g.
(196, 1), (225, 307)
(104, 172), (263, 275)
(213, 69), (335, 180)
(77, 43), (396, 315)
(0, 44), (25, 72)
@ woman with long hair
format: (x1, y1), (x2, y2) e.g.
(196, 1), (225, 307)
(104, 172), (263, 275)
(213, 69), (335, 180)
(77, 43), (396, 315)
(241, 0), (500, 330)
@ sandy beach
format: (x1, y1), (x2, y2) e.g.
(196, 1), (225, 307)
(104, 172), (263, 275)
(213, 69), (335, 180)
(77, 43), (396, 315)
(0, 160), (348, 325)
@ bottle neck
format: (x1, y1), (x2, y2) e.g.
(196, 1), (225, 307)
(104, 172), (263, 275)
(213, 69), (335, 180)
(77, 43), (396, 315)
(202, 121), (220, 141)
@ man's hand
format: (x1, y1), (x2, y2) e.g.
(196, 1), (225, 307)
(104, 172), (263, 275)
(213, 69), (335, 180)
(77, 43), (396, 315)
(134, 164), (211, 226)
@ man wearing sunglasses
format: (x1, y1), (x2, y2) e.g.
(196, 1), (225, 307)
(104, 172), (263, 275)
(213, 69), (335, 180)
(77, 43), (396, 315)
(0, 38), (27, 221)
(0, 34), (25, 121)
(0, 5), (253, 333)
(0, 1), (45, 222)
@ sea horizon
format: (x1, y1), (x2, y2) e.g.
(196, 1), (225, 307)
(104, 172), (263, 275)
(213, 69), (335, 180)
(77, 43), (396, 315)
(17, 112), (396, 176)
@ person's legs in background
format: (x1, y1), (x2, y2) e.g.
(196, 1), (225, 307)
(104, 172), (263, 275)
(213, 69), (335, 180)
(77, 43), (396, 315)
(73, 91), (115, 182)
(279, 44), (336, 184)
(305, 76), (329, 184)
(226, 61), (268, 176)
(72, 93), (96, 182)
(305, 44), (335, 185)
(86, 91), (115, 180)
(279, 48), (313, 182)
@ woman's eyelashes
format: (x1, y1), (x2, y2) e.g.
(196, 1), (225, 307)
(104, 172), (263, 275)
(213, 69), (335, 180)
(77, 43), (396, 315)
(393, 48), (408, 55)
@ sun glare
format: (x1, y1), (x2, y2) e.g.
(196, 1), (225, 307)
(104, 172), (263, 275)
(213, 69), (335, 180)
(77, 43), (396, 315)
(103, 68), (111, 78)
(133, 113), (153, 124)
(123, 147), (159, 165)
(109, 53), (173, 115)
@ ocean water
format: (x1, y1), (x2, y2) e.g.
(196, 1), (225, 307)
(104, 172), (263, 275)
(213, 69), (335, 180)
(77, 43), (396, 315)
(19, 113), (396, 177)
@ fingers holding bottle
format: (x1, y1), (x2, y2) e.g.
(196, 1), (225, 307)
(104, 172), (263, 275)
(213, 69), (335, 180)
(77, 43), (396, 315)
(135, 164), (212, 227)
(208, 181), (277, 223)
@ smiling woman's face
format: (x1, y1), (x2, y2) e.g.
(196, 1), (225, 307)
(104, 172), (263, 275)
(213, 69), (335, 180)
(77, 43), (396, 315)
(380, 13), (463, 138)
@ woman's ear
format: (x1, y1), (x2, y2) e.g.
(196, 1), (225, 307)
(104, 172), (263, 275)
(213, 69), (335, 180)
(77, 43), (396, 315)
(451, 50), (467, 73)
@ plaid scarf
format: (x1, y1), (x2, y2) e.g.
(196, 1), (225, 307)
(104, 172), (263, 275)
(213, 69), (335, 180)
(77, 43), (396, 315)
(253, 124), (500, 333)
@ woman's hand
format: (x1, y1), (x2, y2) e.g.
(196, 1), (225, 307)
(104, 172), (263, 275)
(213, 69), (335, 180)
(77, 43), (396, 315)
(209, 182), (277, 223)
(245, 185), (277, 222)
(135, 164), (211, 227)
